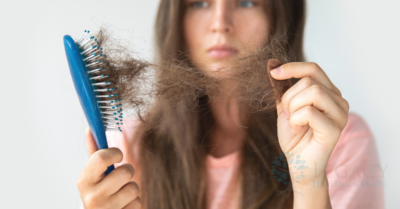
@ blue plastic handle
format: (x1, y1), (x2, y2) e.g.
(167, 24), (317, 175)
(63, 35), (114, 175)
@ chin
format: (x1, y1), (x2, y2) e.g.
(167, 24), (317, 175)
(198, 62), (235, 79)
(193, 56), (237, 77)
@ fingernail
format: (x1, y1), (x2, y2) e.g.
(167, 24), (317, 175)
(270, 66), (282, 75)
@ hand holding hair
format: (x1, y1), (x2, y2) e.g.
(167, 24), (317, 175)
(76, 127), (142, 209)
(269, 61), (349, 207)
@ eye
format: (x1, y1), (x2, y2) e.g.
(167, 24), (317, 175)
(190, 1), (209, 9)
(238, 0), (256, 8)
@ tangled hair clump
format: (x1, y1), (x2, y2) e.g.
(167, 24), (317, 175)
(94, 26), (295, 122)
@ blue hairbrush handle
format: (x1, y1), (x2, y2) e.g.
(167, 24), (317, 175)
(64, 35), (114, 175)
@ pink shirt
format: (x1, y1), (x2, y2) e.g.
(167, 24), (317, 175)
(104, 112), (385, 209)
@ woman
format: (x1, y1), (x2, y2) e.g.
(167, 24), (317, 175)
(77, 0), (385, 208)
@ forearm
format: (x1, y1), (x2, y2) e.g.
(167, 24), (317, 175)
(292, 174), (332, 209)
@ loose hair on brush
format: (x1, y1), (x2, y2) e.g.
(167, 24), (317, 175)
(94, 0), (306, 208)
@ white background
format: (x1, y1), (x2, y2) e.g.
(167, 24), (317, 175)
(0, 0), (398, 208)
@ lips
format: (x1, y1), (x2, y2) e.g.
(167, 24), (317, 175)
(207, 45), (238, 59)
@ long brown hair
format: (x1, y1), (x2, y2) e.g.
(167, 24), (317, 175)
(137, 0), (306, 208)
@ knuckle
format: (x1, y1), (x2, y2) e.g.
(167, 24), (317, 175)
(309, 62), (320, 70)
(84, 193), (99, 209)
(127, 181), (140, 196)
(305, 106), (315, 117)
(93, 150), (109, 166)
(118, 165), (135, 181)
(301, 77), (313, 88)
(311, 85), (323, 96)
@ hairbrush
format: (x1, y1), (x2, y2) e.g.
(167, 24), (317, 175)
(63, 30), (123, 175)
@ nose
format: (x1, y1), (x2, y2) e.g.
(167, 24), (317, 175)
(210, 0), (233, 34)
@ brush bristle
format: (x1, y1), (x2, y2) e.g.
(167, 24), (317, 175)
(75, 30), (123, 132)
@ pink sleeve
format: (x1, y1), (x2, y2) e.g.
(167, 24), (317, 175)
(326, 112), (385, 209)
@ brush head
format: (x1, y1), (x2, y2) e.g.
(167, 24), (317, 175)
(64, 30), (123, 149)
(64, 30), (120, 175)
(79, 30), (122, 131)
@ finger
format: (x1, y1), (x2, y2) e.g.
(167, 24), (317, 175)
(282, 77), (349, 119)
(289, 84), (349, 130)
(96, 164), (135, 196)
(281, 77), (316, 120)
(110, 181), (140, 209)
(83, 148), (124, 185)
(123, 196), (142, 209)
(289, 85), (348, 133)
(290, 106), (342, 145)
(270, 62), (342, 96)
(86, 127), (98, 156)
(282, 77), (349, 116)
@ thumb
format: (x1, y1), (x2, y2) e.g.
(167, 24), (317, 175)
(85, 127), (98, 156)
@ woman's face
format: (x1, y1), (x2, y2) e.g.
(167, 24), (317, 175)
(183, 0), (269, 71)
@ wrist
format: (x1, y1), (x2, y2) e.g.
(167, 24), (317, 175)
(291, 174), (332, 209)
(291, 171), (328, 190)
